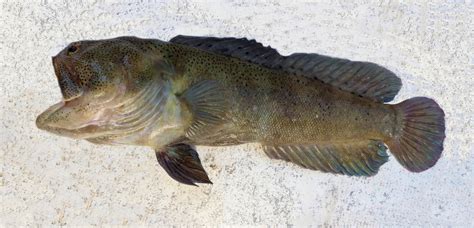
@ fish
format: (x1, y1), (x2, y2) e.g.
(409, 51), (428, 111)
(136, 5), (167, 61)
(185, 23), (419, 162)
(36, 36), (445, 185)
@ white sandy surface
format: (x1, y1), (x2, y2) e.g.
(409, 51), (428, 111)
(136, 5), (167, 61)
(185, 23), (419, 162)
(1, 1), (473, 226)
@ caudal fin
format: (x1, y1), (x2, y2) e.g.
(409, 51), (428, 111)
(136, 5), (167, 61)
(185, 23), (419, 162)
(387, 97), (445, 172)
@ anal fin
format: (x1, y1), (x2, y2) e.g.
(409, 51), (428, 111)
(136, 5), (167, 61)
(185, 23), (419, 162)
(156, 144), (212, 186)
(263, 140), (389, 176)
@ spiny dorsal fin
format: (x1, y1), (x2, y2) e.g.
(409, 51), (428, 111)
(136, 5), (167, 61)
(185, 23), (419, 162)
(170, 35), (281, 65)
(180, 80), (228, 139)
(262, 140), (389, 176)
(170, 35), (402, 102)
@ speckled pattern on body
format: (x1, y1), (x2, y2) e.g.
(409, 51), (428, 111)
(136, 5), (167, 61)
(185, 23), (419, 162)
(1, 1), (473, 226)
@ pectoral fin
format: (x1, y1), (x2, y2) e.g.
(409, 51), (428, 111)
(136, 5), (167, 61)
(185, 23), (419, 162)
(180, 80), (229, 139)
(155, 144), (212, 186)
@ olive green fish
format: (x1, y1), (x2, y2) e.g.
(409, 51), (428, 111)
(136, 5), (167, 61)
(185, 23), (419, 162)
(36, 36), (445, 185)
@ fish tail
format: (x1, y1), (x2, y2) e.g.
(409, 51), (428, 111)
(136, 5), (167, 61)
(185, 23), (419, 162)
(386, 97), (445, 172)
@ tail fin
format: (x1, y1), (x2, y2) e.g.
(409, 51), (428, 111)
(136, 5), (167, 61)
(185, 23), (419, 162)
(387, 97), (445, 172)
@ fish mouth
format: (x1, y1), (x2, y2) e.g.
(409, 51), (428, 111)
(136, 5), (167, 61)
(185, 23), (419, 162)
(36, 57), (91, 138)
(52, 56), (83, 101)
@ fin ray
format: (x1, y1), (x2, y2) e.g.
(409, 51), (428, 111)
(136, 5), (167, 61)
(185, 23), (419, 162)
(263, 140), (389, 176)
(155, 144), (212, 186)
(387, 97), (445, 172)
(180, 80), (228, 139)
(170, 35), (402, 102)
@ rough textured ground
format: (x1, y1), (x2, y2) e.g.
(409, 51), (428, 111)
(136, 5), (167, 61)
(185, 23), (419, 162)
(1, 1), (473, 226)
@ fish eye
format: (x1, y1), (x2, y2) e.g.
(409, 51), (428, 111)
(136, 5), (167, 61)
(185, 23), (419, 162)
(67, 45), (78, 55)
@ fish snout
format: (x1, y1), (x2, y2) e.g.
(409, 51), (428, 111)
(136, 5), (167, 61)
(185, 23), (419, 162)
(52, 55), (60, 70)
(52, 55), (57, 64)
(52, 54), (83, 101)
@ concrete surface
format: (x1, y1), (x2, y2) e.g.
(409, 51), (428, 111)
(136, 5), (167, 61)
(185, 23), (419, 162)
(1, 1), (473, 226)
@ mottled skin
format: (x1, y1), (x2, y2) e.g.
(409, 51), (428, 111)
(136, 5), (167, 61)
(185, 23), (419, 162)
(37, 36), (395, 150)
(37, 36), (445, 184)
(161, 42), (397, 149)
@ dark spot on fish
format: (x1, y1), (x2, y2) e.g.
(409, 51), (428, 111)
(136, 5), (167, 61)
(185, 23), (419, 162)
(67, 45), (78, 54)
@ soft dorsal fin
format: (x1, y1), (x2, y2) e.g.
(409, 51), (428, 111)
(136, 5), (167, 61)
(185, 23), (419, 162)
(170, 35), (402, 102)
(263, 140), (389, 176)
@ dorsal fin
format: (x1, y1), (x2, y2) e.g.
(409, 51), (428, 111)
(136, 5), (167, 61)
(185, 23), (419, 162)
(169, 35), (281, 65)
(170, 35), (402, 102)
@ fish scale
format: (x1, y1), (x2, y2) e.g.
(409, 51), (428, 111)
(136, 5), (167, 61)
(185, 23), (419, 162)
(36, 36), (445, 185)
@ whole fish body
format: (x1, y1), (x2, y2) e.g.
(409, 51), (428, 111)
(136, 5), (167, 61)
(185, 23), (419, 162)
(37, 36), (445, 185)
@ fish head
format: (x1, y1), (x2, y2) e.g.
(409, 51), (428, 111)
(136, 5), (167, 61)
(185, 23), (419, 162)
(36, 37), (165, 139)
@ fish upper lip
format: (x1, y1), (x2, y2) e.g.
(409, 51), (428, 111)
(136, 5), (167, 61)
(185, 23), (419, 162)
(52, 55), (83, 101)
